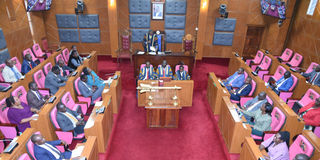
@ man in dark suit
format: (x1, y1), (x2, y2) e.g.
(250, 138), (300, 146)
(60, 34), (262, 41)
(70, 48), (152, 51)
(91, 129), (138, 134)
(302, 65), (320, 87)
(78, 74), (104, 105)
(31, 133), (71, 160)
(230, 77), (253, 101)
(56, 59), (74, 77)
(27, 82), (49, 110)
(45, 66), (67, 94)
(56, 102), (85, 137)
(21, 53), (37, 75)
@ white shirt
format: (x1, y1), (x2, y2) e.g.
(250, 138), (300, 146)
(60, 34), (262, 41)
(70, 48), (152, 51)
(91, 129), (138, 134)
(2, 65), (22, 82)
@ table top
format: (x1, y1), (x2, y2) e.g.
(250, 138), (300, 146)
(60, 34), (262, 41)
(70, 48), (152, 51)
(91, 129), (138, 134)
(133, 51), (195, 57)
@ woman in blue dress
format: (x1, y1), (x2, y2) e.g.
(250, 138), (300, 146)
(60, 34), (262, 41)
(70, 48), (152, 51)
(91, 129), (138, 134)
(82, 67), (105, 87)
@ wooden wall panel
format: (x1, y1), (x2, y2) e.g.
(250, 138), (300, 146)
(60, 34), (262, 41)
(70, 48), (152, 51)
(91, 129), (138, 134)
(43, 0), (111, 55)
(287, 0), (320, 69)
(0, 0), (46, 62)
(118, 0), (200, 52)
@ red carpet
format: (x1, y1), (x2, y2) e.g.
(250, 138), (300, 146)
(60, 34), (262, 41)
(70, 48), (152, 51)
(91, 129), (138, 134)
(97, 56), (234, 160)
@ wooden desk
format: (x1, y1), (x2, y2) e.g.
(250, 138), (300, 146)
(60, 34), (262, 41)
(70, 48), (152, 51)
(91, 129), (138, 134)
(240, 137), (263, 160)
(207, 73), (230, 115)
(84, 94), (113, 153)
(0, 128), (35, 159)
(302, 130), (320, 160)
(228, 54), (244, 76)
(218, 96), (251, 153)
(133, 52), (195, 78)
(137, 80), (194, 107)
(75, 136), (99, 160)
(108, 71), (122, 114)
(83, 51), (98, 73)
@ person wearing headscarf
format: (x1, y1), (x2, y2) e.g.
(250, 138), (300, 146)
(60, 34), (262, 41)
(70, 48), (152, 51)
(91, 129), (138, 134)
(259, 131), (290, 160)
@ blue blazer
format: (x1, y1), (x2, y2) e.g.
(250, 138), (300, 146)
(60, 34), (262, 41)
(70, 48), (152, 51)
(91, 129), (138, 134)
(56, 108), (80, 135)
(33, 140), (71, 160)
(227, 72), (245, 88)
(303, 70), (320, 86)
(21, 59), (37, 75)
(244, 96), (268, 112)
(235, 84), (252, 97)
(276, 76), (294, 91)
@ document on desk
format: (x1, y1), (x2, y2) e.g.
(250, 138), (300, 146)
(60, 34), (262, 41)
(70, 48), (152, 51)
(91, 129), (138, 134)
(149, 52), (156, 55)
(84, 114), (95, 129)
(71, 145), (85, 158)
(103, 89), (110, 93)
(229, 108), (241, 122)
(95, 101), (103, 107)
(137, 51), (145, 55)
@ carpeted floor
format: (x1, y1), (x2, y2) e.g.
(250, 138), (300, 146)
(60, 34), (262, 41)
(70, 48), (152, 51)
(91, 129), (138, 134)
(96, 56), (235, 160)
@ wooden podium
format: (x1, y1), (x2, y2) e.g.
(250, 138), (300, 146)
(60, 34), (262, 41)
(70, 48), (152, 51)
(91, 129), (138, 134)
(137, 80), (194, 128)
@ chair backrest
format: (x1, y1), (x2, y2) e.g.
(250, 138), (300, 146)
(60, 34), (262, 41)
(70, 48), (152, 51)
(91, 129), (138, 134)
(249, 80), (256, 97)
(0, 98), (10, 123)
(11, 57), (21, 72)
(26, 131), (40, 160)
(253, 50), (264, 64)
(121, 35), (130, 50)
(18, 153), (31, 160)
(244, 72), (248, 80)
(32, 43), (45, 57)
(258, 56), (272, 70)
(33, 70), (46, 88)
(74, 77), (82, 96)
(55, 54), (66, 65)
(314, 127), (320, 138)
(273, 65), (286, 81)
(184, 40), (193, 51)
(288, 74), (298, 91)
(23, 48), (37, 62)
(41, 37), (49, 51)
(270, 107), (286, 131)
(288, 53), (303, 67)
(140, 64), (154, 70)
(280, 48), (293, 61)
(175, 65), (188, 72)
(43, 62), (52, 75)
(298, 89), (320, 107)
(49, 106), (60, 129)
(289, 135), (314, 159)
(266, 95), (273, 105)
(0, 63), (6, 81)
(61, 92), (76, 110)
(62, 48), (70, 62)
(305, 62), (319, 74)
(11, 86), (27, 104)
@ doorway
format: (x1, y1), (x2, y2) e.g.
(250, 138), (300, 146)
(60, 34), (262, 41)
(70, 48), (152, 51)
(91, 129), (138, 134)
(243, 26), (265, 58)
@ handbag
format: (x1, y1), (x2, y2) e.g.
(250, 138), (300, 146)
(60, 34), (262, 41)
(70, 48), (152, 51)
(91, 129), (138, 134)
(261, 0), (286, 19)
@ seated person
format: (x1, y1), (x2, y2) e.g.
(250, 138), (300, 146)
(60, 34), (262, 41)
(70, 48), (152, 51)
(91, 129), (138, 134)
(222, 68), (245, 91)
(27, 82), (49, 110)
(230, 77), (252, 101)
(157, 60), (173, 79)
(302, 65), (320, 86)
(143, 30), (158, 52)
(2, 59), (23, 83)
(298, 97), (320, 130)
(174, 65), (190, 80)
(82, 67), (105, 87)
(56, 59), (74, 76)
(138, 61), (156, 80)
(56, 102), (85, 137)
(241, 91), (267, 112)
(6, 96), (39, 132)
(259, 131), (290, 160)
(21, 53), (37, 75)
(294, 154), (310, 160)
(239, 102), (273, 136)
(68, 49), (83, 70)
(69, 45), (81, 57)
(268, 71), (294, 95)
(78, 75), (104, 105)
(31, 133), (71, 160)
(45, 66), (67, 94)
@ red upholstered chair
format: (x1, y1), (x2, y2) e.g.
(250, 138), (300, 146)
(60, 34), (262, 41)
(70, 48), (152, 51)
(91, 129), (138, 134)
(287, 88), (320, 108)
(116, 30), (133, 64)
(55, 53), (67, 65)
(0, 63), (7, 83)
(33, 70), (50, 96)
(246, 50), (264, 66)
(289, 135), (314, 159)
(23, 48), (39, 63)
(11, 57), (21, 72)
(74, 77), (101, 106)
(43, 62), (52, 75)
(11, 86), (28, 104)
(61, 91), (88, 115)
(276, 48), (293, 62)
(41, 37), (60, 54)
(251, 56), (272, 79)
(17, 153), (31, 160)
(182, 34), (195, 53)
(262, 65), (286, 82)
(62, 48), (70, 63)
(305, 62), (319, 74)
(32, 43), (47, 62)
(283, 53), (303, 67)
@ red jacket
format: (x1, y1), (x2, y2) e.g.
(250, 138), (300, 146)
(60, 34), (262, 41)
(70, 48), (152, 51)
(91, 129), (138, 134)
(299, 102), (320, 126)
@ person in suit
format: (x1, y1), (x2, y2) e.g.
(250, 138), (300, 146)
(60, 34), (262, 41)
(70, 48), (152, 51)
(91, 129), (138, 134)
(56, 102), (85, 137)
(222, 68), (245, 91)
(298, 97), (320, 130)
(230, 77), (253, 101)
(138, 61), (156, 80)
(31, 133), (71, 160)
(2, 59), (23, 83)
(27, 82), (49, 110)
(241, 91), (268, 112)
(156, 60), (173, 79)
(45, 66), (67, 94)
(68, 49), (83, 70)
(302, 65), (320, 87)
(268, 71), (294, 95)
(78, 74), (104, 105)
(21, 53), (37, 75)
(174, 65), (190, 80)
(56, 59), (74, 77)
(82, 67), (105, 87)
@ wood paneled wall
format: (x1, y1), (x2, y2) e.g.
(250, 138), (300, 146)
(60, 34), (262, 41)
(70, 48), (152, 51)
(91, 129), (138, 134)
(118, 0), (200, 52)
(0, 0), (46, 62)
(43, 0), (111, 55)
(287, 0), (320, 68)
(197, 0), (296, 58)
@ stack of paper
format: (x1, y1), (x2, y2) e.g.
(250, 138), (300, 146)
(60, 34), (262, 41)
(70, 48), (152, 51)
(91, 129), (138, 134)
(149, 52), (156, 55)
(95, 101), (103, 107)
(71, 146), (85, 158)
(103, 89), (110, 93)
(137, 51), (145, 55)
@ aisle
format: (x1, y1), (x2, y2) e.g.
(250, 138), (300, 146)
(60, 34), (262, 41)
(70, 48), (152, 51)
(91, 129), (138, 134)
(97, 56), (230, 160)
